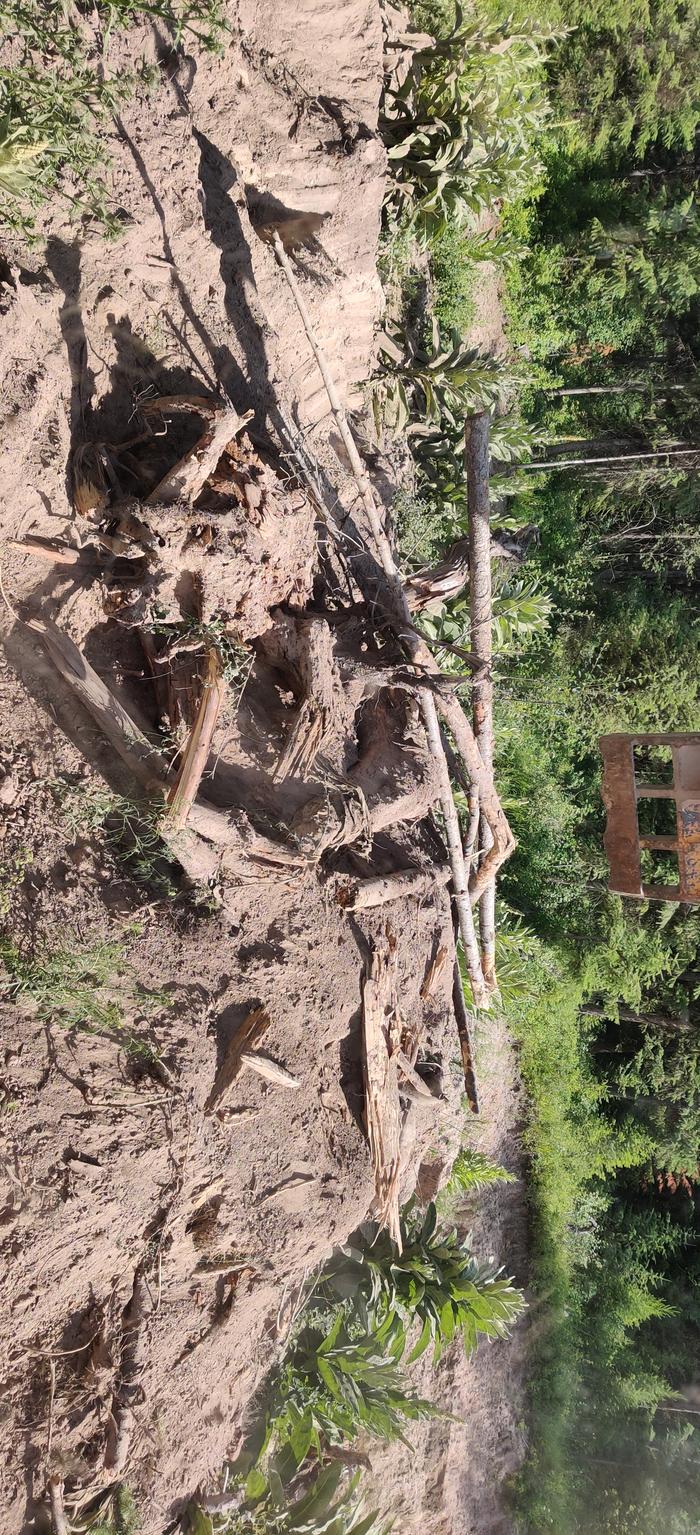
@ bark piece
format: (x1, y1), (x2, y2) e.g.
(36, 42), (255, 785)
(395, 1049), (436, 1103)
(362, 932), (403, 1249)
(206, 1008), (271, 1111)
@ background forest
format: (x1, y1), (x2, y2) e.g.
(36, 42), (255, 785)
(391, 2), (700, 1529)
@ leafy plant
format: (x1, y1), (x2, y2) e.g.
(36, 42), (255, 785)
(375, 320), (509, 437)
(381, 5), (560, 237)
(324, 1202), (524, 1363)
(270, 1312), (438, 1454)
(187, 1462), (382, 1535)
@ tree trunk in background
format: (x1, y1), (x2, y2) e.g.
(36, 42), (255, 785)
(466, 412), (497, 993)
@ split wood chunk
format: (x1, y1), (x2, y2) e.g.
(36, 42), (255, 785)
(335, 864), (451, 910)
(395, 1049), (437, 1103)
(420, 943), (449, 1001)
(239, 1051), (301, 1089)
(264, 613), (345, 782)
(164, 648), (225, 832)
(145, 405), (250, 506)
(27, 617), (223, 891)
(72, 440), (110, 520)
(27, 619), (305, 886)
(362, 932), (403, 1249)
(206, 1008), (271, 1111)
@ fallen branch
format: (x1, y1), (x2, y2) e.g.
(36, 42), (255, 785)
(206, 1007), (271, 1111)
(104, 1265), (152, 1476)
(466, 413), (497, 993)
(334, 864), (451, 910)
(452, 957), (479, 1115)
(48, 1477), (69, 1535)
(362, 931), (403, 1248)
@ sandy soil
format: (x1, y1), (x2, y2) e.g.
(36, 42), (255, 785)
(0, 4), (528, 1531)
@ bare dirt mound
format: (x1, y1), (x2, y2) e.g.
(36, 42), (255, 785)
(0, 4), (528, 1532)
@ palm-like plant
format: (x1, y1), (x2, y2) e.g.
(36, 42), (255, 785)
(376, 320), (509, 436)
(324, 1202), (524, 1363)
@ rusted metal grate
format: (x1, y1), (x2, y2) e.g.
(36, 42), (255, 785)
(600, 732), (700, 903)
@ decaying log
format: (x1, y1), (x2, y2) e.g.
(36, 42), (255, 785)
(164, 649), (225, 831)
(262, 612), (344, 782)
(104, 1266), (152, 1476)
(362, 932), (403, 1248)
(466, 413), (497, 993)
(290, 768), (440, 859)
(206, 1007), (271, 1111)
(145, 405), (249, 506)
(453, 957), (479, 1115)
(335, 864), (451, 910)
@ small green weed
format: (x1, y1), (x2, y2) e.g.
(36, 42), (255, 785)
(51, 780), (180, 900)
(0, 935), (157, 1057)
(145, 611), (252, 699)
(0, 846), (32, 919)
(446, 1146), (517, 1197)
(0, 0), (226, 231)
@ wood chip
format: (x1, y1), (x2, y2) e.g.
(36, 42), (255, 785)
(362, 931), (402, 1249)
(240, 1050), (301, 1089)
(205, 1008), (270, 1111)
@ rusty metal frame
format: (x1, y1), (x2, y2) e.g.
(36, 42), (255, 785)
(600, 732), (700, 903)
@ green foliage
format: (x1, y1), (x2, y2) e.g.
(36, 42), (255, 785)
(418, 568), (552, 665)
(446, 1146), (516, 1195)
(375, 319), (508, 436)
(51, 779), (181, 899)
